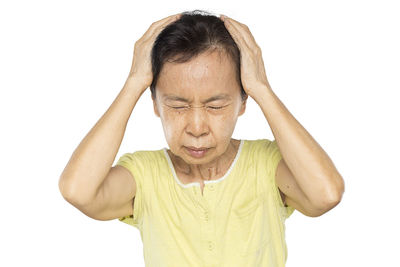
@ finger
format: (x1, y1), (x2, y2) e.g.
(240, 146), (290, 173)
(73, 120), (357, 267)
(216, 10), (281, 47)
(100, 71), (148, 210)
(222, 16), (251, 51)
(144, 13), (181, 39)
(225, 16), (255, 47)
(222, 16), (257, 49)
(152, 13), (181, 28)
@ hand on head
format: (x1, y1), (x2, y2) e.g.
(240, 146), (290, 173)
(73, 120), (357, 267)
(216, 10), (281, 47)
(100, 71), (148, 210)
(127, 13), (182, 92)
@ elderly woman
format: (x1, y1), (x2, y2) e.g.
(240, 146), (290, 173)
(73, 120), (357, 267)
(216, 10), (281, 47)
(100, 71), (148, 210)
(59, 10), (344, 267)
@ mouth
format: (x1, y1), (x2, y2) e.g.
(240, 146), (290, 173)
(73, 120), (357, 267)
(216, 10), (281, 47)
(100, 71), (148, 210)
(185, 146), (210, 158)
(186, 146), (209, 151)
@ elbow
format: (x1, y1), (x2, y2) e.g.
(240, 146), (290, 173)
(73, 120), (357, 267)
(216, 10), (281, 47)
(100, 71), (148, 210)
(309, 176), (345, 217)
(307, 197), (342, 217)
(58, 176), (94, 206)
(58, 175), (72, 201)
(329, 174), (345, 204)
(58, 178), (80, 206)
(320, 198), (342, 217)
(322, 172), (345, 205)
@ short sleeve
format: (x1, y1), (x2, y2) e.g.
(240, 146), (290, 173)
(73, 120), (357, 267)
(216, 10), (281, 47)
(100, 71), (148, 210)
(260, 139), (295, 220)
(115, 151), (145, 228)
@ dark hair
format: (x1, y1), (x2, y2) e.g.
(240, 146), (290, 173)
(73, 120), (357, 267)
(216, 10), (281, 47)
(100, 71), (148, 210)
(150, 9), (247, 101)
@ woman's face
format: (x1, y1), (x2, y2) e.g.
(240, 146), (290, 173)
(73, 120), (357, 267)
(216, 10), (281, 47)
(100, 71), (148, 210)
(153, 49), (247, 165)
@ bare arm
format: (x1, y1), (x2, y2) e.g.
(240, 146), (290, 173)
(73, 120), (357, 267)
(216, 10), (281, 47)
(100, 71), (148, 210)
(58, 78), (144, 206)
(221, 15), (344, 216)
(58, 13), (182, 220)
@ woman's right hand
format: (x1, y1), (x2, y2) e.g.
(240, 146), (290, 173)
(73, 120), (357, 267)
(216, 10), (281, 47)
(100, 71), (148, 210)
(127, 13), (182, 93)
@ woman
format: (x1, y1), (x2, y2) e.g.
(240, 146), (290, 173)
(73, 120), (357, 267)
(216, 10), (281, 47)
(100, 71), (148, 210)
(59, 10), (345, 267)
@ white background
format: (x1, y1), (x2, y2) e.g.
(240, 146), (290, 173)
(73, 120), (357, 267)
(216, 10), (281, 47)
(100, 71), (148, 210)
(1, 0), (399, 266)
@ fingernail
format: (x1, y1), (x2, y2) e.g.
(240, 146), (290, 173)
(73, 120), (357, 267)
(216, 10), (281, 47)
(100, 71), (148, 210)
(221, 15), (229, 22)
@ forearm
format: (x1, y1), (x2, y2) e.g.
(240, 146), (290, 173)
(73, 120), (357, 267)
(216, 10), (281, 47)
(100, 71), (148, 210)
(254, 84), (344, 205)
(58, 77), (145, 204)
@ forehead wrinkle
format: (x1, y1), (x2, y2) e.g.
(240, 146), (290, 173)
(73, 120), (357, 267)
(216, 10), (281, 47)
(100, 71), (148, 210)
(157, 51), (238, 99)
(167, 52), (232, 83)
(185, 60), (210, 81)
(163, 93), (232, 104)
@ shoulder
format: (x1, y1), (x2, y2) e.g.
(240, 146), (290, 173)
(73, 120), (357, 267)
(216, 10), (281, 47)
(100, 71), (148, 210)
(244, 138), (278, 157)
(115, 148), (166, 177)
(246, 138), (283, 178)
(118, 148), (165, 162)
(244, 138), (274, 147)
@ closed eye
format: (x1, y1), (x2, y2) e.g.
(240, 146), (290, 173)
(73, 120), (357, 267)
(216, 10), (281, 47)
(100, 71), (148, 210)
(169, 105), (227, 110)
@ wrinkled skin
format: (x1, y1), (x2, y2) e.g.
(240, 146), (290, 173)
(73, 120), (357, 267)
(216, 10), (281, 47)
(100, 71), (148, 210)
(153, 49), (248, 183)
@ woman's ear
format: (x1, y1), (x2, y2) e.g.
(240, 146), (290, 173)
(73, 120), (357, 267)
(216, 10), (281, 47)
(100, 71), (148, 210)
(238, 95), (248, 116)
(152, 96), (160, 117)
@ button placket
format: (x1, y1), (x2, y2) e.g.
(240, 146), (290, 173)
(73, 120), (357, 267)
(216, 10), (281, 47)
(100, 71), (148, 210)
(198, 182), (218, 259)
(208, 240), (214, 251)
(204, 210), (209, 221)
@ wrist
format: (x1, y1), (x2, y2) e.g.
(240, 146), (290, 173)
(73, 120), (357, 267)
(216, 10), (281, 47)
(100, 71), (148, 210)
(248, 82), (272, 97)
(123, 76), (148, 93)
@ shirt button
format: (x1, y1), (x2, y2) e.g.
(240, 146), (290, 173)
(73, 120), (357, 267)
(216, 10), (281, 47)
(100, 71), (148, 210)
(209, 184), (215, 191)
(204, 212), (209, 221)
(208, 241), (214, 251)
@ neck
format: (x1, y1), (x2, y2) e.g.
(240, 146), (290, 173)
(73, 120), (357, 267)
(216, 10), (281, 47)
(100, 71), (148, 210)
(172, 139), (239, 181)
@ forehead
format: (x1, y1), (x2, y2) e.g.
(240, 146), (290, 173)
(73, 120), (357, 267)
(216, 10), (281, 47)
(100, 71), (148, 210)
(163, 93), (232, 104)
(156, 50), (239, 99)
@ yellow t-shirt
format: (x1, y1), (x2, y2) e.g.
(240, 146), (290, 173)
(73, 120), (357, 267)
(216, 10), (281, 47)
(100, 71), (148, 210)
(116, 139), (295, 267)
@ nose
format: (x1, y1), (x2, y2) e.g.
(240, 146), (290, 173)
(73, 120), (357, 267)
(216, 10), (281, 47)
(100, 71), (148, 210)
(185, 106), (209, 138)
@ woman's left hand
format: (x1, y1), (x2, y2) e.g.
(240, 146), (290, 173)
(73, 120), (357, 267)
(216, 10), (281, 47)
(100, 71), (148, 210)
(220, 15), (271, 98)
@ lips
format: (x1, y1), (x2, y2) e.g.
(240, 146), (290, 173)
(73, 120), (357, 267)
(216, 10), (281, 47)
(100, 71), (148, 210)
(186, 146), (209, 151)
(185, 146), (209, 158)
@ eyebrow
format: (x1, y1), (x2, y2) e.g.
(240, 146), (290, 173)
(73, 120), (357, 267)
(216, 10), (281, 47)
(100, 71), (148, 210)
(163, 93), (231, 104)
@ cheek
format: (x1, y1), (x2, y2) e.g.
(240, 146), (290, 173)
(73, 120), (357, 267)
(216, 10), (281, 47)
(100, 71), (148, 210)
(215, 113), (237, 134)
(160, 108), (238, 137)
(160, 112), (183, 139)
